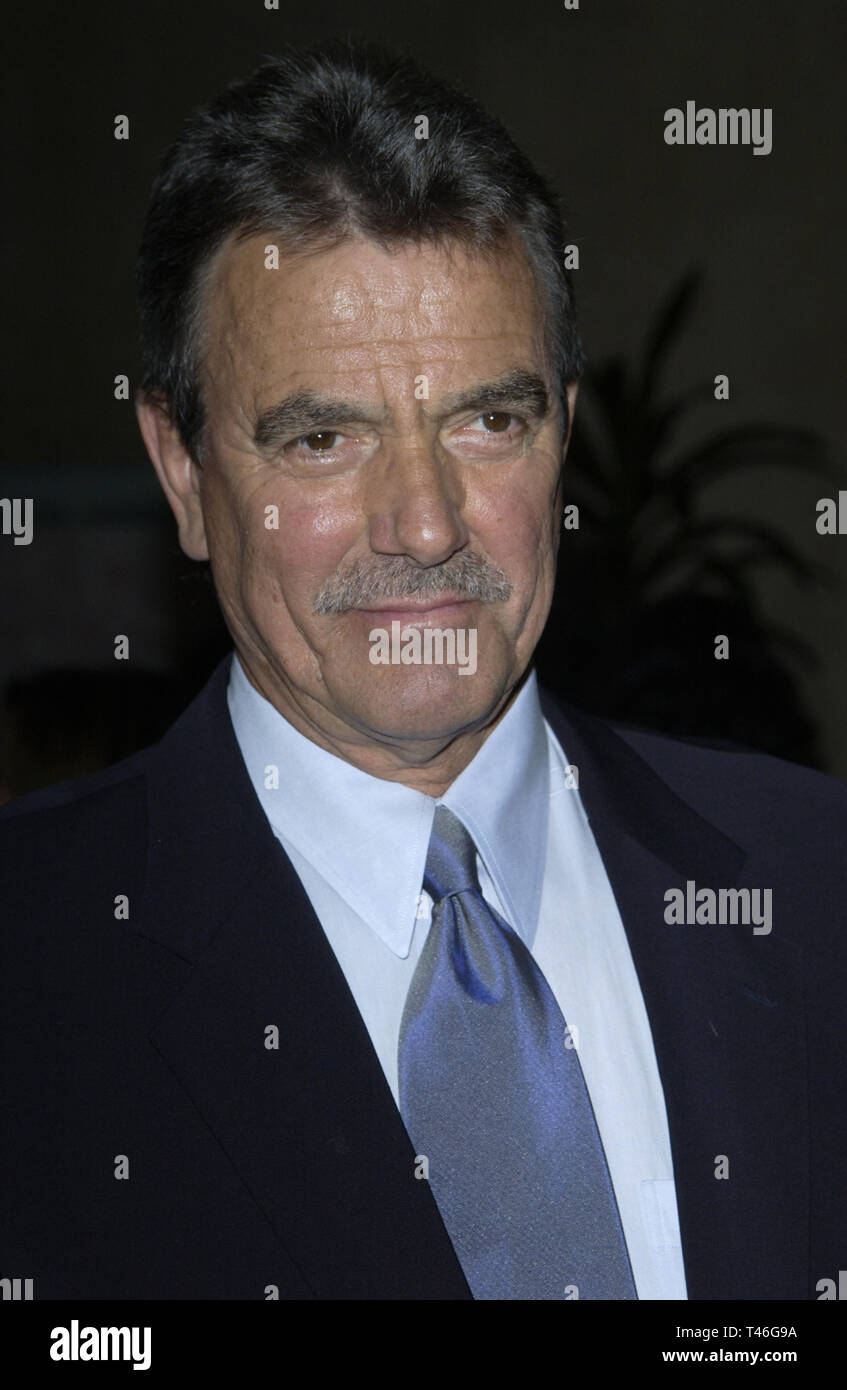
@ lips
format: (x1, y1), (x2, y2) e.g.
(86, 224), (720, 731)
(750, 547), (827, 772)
(354, 597), (474, 619)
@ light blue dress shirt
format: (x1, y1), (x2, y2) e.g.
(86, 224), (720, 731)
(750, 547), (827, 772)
(227, 652), (688, 1300)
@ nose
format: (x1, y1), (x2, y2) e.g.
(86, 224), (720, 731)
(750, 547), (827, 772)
(365, 439), (469, 567)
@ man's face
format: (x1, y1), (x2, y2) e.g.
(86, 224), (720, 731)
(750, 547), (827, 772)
(152, 233), (577, 763)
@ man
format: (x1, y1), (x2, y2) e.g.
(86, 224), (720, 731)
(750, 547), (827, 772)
(1, 39), (845, 1301)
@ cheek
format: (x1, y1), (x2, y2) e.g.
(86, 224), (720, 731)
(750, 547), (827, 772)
(246, 487), (360, 605)
(477, 478), (556, 579)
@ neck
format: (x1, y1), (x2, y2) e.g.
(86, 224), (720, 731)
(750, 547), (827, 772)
(236, 654), (527, 797)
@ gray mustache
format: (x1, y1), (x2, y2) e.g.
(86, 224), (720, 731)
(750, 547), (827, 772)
(313, 552), (512, 614)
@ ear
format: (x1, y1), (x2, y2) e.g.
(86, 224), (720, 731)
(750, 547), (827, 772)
(563, 379), (580, 455)
(554, 380), (580, 523)
(136, 392), (210, 561)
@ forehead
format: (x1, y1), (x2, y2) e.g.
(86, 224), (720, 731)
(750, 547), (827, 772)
(200, 231), (549, 402)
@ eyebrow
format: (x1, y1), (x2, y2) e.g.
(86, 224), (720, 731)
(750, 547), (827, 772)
(252, 368), (551, 451)
(437, 369), (550, 423)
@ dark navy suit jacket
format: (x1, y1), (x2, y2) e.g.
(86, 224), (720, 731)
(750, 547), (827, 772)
(2, 653), (845, 1299)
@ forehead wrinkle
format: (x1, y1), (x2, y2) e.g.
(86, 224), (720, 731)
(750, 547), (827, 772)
(209, 233), (542, 356)
(273, 330), (537, 373)
(248, 328), (539, 400)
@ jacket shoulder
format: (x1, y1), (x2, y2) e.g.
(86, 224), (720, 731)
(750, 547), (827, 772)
(0, 751), (150, 918)
(607, 717), (847, 880)
(614, 718), (847, 819)
(539, 687), (847, 845)
(0, 743), (151, 822)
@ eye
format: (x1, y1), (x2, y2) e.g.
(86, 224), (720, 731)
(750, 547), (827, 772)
(474, 412), (516, 432)
(296, 431), (341, 451)
(450, 410), (528, 454)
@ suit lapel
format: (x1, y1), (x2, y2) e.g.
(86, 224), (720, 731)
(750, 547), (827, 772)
(540, 691), (810, 1299)
(139, 656), (471, 1299)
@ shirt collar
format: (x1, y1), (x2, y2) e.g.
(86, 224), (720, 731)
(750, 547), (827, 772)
(227, 653), (549, 957)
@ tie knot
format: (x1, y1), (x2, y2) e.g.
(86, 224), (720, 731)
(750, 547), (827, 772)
(423, 805), (480, 903)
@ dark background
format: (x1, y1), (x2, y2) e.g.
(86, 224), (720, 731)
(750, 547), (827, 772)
(2, 0), (845, 795)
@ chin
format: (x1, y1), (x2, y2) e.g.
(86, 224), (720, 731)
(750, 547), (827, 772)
(341, 664), (504, 745)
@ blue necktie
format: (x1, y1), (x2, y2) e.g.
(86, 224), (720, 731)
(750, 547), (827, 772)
(398, 805), (638, 1299)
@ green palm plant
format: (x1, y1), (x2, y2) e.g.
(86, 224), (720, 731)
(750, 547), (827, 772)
(536, 270), (843, 766)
